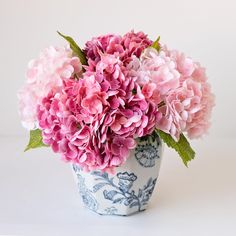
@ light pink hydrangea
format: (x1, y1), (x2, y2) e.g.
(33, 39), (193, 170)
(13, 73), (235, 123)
(157, 78), (203, 140)
(161, 50), (215, 139)
(128, 48), (180, 103)
(129, 47), (214, 140)
(18, 45), (82, 129)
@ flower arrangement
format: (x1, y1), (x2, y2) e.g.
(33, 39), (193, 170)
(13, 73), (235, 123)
(18, 31), (214, 172)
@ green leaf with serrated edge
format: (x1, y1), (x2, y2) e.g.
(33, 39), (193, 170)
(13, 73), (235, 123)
(156, 129), (195, 166)
(151, 36), (161, 52)
(57, 31), (87, 65)
(24, 129), (48, 152)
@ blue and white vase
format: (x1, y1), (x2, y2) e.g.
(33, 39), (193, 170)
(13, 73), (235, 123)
(72, 133), (163, 216)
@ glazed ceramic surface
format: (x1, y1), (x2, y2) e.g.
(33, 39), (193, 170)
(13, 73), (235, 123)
(72, 134), (163, 216)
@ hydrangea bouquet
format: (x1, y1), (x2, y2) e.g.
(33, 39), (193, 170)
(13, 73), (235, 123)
(18, 31), (214, 172)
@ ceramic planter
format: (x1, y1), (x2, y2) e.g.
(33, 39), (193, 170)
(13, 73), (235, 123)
(72, 134), (163, 216)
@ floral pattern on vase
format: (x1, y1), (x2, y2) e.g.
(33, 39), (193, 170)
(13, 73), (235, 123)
(93, 171), (156, 212)
(72, 133), (163, 216)
(77, 175), (99, 212)
(104, 206), (118, 215)
(135, 134), (161, 167)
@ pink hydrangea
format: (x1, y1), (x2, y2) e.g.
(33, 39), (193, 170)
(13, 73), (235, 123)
(85, 34), (123, 65)
(18, 45), (82, 129)
(85, 30), (152, 69)
(128, 48), (180, 103)
(186, 81), (215, 138)
(157, 78), (203, 140)
(128, 47), (214, 141)
(161, 50), (215, 139)
(121, 31), (153, 63)
(37, 52), (159, 171)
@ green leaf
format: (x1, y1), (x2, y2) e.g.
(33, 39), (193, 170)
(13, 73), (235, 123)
(151, 36), (161, 52)
(156, 129), (195, 166)
(57, 31), (87, 65)
(24, 129), (48, 152)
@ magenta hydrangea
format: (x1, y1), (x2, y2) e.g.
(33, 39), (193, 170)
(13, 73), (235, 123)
(37, 52), (160, 171)
(85, 30), (152, 68)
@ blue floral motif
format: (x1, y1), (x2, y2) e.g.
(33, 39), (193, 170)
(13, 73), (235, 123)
(139, 178), (157, 205)
(72, 155), (159, 215)
(76, 173), (99, 212)
(135, 134), (161, 167)
(91, 171), (157, 212)
(117, 172), (137, 193)
(104, 206), (118, 215)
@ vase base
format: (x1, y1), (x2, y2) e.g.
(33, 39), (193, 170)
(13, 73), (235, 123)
(83, 205), (147, 216)
(96, 209), (146, 217)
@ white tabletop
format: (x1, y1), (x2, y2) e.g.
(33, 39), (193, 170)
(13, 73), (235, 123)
(0, 136), (235, 236)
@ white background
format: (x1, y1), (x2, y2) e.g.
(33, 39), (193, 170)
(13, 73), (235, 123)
(0, 0), (236, 235)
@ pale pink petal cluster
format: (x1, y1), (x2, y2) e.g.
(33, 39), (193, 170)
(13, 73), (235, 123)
(159, 50), (215, 139)
(129, 47), (215, 140)
(18, 45), (82, 129)
(128, 48), (180, 103)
